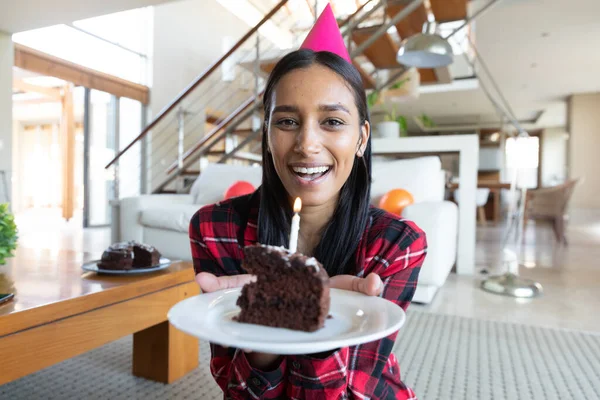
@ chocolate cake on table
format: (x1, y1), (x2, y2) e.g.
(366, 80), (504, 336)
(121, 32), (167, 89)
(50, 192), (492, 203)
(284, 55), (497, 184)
(132, 242), (161, 268)
(236, 244), (330, 332)
(97, 241), (161, 270)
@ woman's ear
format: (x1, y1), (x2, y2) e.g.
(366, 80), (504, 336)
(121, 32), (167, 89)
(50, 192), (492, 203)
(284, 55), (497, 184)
(356, 121), (370, 157)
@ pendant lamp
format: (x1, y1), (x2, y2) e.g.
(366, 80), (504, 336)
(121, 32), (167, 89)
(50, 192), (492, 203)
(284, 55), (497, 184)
(396, 22), (454, 68)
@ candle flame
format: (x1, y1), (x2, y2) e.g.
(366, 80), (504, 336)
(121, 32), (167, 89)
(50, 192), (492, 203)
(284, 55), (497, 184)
(293, 197), (302, 213)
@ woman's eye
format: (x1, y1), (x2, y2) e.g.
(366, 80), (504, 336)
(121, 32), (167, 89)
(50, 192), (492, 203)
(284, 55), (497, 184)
(324, 118), (344, 127)
(276, 118), (297, 127)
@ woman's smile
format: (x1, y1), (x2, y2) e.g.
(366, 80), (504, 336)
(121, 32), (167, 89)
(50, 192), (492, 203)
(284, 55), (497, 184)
(289, 162), (333, 186)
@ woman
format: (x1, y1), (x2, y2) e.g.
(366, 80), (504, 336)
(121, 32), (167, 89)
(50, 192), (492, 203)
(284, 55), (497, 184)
(189, 49), (426, 399)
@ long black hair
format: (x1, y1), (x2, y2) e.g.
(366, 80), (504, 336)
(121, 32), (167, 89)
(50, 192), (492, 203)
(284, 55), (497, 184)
(257, 49), (372, 277)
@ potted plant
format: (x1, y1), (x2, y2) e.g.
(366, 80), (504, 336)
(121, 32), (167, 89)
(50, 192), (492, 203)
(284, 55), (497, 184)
(0, 203), (18, 265)
(418, 113), (436, 128)
(375, 105), (408, 138)
(367, 78), (411, 139)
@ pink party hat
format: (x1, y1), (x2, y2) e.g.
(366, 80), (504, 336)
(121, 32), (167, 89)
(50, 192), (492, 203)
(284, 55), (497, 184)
(300, 3), (351, 63)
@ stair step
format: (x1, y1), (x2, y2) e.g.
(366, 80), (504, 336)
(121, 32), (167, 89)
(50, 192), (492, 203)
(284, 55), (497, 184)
(352, 27), (400, 69)
(181, 170), (200, 176)
(206, 114), (223, 125)
(231, 128), (255, 137)
(234, 152), (262, 162)
(260, 60), (277, 76)
(206, 107), (228, 125)
(353, 61), (376, 89)
(386, 0), (428, 41)
(429, 0), (468, 22)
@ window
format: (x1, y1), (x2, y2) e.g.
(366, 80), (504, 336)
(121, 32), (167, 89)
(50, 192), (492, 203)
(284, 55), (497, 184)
(12, 7), (153, 85)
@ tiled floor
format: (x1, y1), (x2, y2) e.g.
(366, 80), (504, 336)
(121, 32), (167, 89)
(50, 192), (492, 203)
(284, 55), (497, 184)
(416, 209), (600, 333)
(12, 206), (600, 334)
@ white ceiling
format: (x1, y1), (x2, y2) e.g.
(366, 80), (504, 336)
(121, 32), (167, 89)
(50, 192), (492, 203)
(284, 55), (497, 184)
(0, 0), (178, 33)
(389, 0), (600, 130)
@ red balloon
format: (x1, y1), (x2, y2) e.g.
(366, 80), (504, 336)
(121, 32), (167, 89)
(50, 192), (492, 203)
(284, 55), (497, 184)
(224, 181), (255, 200)
(378, 189), (414, 216)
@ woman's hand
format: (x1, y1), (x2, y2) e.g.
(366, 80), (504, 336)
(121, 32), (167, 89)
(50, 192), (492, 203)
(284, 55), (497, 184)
(196, 271), (383, 296)
(195, 272), (256, 293)
(329, 272), (383, 296)
(195, 272), (281, 369)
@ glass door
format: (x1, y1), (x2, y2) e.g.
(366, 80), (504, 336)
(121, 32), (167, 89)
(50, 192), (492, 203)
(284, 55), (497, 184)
(83, 89), (117, 227)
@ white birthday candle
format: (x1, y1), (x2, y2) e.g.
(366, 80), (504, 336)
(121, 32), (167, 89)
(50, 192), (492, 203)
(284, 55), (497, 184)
(289, 197), (302, 253)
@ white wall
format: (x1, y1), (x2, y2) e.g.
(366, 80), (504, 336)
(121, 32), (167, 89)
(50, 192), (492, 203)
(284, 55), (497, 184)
(151, 0), (250, 117)
(0, 33), (13, 205)
(541, 127), (568, 187)
(568, 93), (600, 209)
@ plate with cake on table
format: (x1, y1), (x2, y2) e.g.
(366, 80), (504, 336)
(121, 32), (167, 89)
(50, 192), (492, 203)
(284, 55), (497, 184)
(82, 241), (172, 275)
(168, 243), (406, 355)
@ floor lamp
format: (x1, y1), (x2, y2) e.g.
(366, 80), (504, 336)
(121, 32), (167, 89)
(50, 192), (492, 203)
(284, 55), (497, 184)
(480, 133), (543, 298)
(394, 0), (543, 298)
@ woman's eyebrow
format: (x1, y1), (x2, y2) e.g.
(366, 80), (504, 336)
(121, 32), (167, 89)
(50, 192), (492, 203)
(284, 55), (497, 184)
(272, 104), (351, 115)
(273, 105), (299, 113)
(319, 104), (351, 115)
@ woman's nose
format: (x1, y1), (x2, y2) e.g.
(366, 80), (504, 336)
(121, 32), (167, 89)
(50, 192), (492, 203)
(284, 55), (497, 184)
(294, 123), (322, 156)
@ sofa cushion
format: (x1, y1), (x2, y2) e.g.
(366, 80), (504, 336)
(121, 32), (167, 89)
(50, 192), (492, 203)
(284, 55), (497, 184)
(190, 163), (263, 205)
(371, 156), (445, 204)
(140, 204), (203, 233)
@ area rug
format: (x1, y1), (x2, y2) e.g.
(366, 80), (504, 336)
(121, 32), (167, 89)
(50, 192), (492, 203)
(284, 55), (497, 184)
(2, 311), (599, 400)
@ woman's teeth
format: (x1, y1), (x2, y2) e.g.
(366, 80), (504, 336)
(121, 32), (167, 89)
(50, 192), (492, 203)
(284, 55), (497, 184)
(291, 166), (331, 182)
(292, 166), (330, 174)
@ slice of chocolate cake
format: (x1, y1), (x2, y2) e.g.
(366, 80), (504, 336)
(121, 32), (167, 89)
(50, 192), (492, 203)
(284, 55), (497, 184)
(132, 243), (161, 268)
(97, 241), (162, 270)
(97, 242), (134, 270)
(236, 244), (330, 332)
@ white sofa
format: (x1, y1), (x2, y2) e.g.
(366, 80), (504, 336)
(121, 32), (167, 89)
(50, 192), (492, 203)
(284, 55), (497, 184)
(117, 157), (457, 304)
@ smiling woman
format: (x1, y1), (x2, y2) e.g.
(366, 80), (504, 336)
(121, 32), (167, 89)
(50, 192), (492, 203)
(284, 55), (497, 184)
(259, 51), (373, 275)
(188, 4), (427, 399)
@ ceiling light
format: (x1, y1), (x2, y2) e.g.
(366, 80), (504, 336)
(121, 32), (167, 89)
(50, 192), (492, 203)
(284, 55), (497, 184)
(397, 0), (501, 69)
(396, 33), (454, 68)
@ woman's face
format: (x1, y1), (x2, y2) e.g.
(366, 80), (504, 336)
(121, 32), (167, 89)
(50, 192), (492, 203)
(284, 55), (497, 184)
(267, 64), (370, 209)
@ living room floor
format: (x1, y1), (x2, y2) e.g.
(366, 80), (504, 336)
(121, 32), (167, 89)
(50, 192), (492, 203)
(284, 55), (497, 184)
(416, 209), (600, 333)
(14, 207), (600, 334)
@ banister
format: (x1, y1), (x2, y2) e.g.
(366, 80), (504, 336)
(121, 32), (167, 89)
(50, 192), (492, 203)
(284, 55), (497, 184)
(338, 0), (375, 28)
(156, 1), (378, 188)
(112, 0), (384, 194)
(164, 94), (260, 175)
(153, 98), (261, 192)
(104, 0), (289, 169)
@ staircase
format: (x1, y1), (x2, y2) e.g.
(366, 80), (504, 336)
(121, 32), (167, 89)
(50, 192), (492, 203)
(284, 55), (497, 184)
(105, 0), (469, 198)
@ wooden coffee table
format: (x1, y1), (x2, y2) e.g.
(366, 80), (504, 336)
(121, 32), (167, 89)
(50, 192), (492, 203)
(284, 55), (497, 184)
(0, 248), (199, 385)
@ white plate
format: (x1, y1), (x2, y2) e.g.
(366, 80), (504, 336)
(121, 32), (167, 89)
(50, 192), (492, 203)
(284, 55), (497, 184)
(82, 257), (173, 275)
(167, 288), (406, 354)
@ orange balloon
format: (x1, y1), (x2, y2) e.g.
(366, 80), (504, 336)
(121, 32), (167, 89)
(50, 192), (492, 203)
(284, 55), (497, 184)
(379, 189), (414, 216)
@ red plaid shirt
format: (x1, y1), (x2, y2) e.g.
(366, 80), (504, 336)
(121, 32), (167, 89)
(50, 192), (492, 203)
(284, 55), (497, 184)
(189, 191), (427, 399)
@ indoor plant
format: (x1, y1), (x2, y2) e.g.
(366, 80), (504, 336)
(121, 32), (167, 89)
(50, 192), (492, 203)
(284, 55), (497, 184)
(376, 105), (408, 138)
(0, 203), (18, 265)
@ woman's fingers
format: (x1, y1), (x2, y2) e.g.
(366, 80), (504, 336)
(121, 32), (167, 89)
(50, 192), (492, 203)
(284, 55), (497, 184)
(361, 273), (384, 296)
(195, 272), (256, 293)
(329, 273), (383, 296)
(196, 272), (383, 295)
